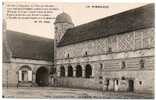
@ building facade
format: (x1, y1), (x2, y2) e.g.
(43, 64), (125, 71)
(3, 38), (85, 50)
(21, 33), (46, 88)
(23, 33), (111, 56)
(2, 3), (154, 94)
(3, 22), (54, 87)
(54, 4), (154, 93)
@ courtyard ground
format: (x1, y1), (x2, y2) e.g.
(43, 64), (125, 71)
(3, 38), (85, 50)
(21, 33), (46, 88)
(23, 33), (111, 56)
(2, 87), (154, 99)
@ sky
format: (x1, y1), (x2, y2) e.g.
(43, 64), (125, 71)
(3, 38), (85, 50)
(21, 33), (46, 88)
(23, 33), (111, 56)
(4, 2), (148, 39)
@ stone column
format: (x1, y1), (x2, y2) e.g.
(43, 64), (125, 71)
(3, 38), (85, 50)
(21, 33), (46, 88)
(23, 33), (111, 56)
(57, 71), (60, 77)
(73, 67), (76, 77)
(32, 72), (37, 86)
(82, 65), (85, 78)
(57, 66), (60, 77)
(65, 66), (68, 77)
(108, 79), (114, 91)
(91, 65), (95, 78)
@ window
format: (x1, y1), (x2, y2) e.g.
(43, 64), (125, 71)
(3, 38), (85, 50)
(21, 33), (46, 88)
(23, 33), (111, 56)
(67, 53), (70, 58)
(106, 79), (109, 85)
(85, 51), (88, 56)
(116, 80), (119, 85)
(108, 47), (112, 53)
(100, 63), (103, 69)
(99, 81), (103, 84)
(121, 76), (125, 80)
(121, 61), (126, 69)
(139, 81), (142, 85)
(99, 76), (103, 79)
(140, 59), (144, 69)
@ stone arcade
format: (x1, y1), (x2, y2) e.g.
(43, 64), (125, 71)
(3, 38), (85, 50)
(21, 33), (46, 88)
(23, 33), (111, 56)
(3, 4), (154, 93)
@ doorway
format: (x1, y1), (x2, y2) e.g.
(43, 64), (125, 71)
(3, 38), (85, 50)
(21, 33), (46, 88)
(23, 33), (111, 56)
(36, 67), (49, 86)
(128, 80), (134, 92)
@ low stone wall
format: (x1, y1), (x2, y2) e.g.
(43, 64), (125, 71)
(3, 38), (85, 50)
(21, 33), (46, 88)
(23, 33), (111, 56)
(56, 77), (100, 90)
(55, 70), (154, 93)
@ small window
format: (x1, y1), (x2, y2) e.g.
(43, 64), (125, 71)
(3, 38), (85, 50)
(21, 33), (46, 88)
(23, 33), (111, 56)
(121, 77), (125, 80)
(106, 79), (109, 85)
(116, 80), (119, 85)
(99, 81), (103, 84)
(67, 53), (70, 58)
(140, 59), (144, 69)
(139, 81), (142, 85)
(121, 61), (126, 69)
(100, 63), (103, 69)
(108, 47), (112, 53)
(99, 76), (103, 79)
(85, 51), (88, 56)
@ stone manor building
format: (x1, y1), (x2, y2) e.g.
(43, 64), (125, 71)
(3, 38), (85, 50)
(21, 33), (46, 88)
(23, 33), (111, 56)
(3, 4), (154, 93)
(54, 4), (154, 93)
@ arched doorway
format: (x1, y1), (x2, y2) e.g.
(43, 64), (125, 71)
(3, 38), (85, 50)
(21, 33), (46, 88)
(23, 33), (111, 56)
(76, 65), (82, 77)
(68, 65), (73, 77)
(36, 67), (49, 86)
(18, 65), (32, 82)
(128, 80), (134, 92)
(85, 64), (92, 78)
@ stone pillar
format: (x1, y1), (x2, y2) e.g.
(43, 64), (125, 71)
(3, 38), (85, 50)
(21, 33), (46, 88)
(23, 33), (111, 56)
(65, 66), (68, 77)
(108, 79), (114, 91)
(91, 65), (95, 78)
(82, 66), (85, 78)
(57, 71), (60, 77)
(73, 67), (76, 77)
(32, 72), (37, 86)
(103, 79), (107, 91)
(57, 66), (60, 77)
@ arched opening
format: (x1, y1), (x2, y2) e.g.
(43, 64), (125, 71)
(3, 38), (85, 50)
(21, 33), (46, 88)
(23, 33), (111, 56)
(18, 65), (32, 82)
(60, 66), (65, 77)
(85, 64), (92, 78)
(128, 80), (134, 92)
(76, 65), (82, 77)
(36, 67), (49, 86)
(68, 65), (73, 77)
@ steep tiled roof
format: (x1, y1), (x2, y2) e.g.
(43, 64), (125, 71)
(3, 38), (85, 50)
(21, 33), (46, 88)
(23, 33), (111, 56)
(4, 30), (54, 61)
(58, 4), (154, 47)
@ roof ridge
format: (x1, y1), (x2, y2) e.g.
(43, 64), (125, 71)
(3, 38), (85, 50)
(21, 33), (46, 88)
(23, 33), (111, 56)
(6, 30), (54, 40)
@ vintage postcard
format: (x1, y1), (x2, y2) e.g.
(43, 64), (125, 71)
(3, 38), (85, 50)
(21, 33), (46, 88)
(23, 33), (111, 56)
(2, 1), (155, 99)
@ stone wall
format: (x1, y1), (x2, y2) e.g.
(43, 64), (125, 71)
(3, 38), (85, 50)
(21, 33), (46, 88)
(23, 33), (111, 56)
(55, 55), (154, 92)
(55, 27), (154, 93)
(54, 70), (154, 93)
(56, 28), (154, 59)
